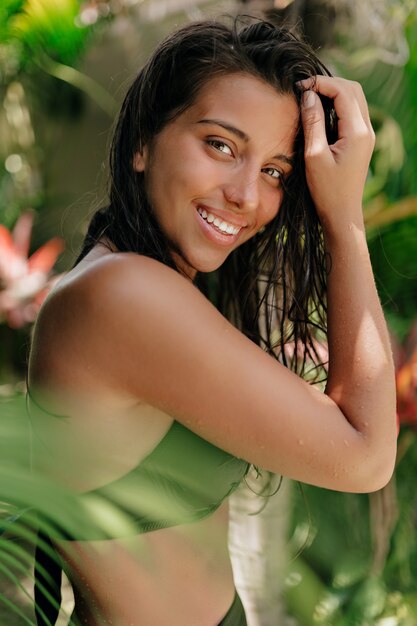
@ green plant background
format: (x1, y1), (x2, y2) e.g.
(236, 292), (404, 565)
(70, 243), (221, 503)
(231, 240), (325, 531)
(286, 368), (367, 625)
(1, 1), (417, 625)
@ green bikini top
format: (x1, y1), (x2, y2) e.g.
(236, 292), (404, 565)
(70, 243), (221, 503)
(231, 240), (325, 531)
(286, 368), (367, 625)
(77, 418), (250, 539)
(27, 390), (250, 540)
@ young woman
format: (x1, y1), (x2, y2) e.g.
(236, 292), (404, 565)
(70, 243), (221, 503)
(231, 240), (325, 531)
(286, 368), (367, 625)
(27, 17), (397, 626)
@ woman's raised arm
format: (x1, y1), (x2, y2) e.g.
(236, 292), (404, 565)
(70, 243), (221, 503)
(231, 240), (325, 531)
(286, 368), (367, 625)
(298, 75), (397, 483)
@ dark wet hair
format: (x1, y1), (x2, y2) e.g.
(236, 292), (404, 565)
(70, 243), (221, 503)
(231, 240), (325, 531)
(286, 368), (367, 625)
(76, 16), (331, 378)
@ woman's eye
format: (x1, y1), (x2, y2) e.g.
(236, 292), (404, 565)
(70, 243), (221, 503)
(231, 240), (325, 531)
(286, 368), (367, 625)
(262, 167), (282, 183)
(207, 140), (233, 156)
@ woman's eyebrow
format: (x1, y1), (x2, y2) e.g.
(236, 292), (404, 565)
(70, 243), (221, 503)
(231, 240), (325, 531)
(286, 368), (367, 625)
(197, 118), (249, 142)
(196, 118), (295, 166)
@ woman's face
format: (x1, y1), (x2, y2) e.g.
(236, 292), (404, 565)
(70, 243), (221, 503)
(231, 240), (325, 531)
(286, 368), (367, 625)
(134, 72), (299, 279)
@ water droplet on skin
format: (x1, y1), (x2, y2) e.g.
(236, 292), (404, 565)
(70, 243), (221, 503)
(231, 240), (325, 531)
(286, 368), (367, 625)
(355, 357), (361, 363)
(343, 439), (349, 447)
(298, 439), (304, 446)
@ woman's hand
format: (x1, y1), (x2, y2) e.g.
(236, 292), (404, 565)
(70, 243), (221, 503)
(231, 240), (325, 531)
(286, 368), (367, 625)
(298, 76), (375, 233)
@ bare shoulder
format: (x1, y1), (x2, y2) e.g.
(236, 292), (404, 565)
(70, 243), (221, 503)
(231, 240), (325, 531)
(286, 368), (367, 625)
(68, 252), (237, 387)
(55, 252), (216, 354)
(82, 252), (208, 309)
(30, 251), (219, 396)
(54, 252), (204, 316)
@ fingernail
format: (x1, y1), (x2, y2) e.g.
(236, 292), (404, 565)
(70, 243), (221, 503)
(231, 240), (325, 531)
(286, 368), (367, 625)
(302, 90), (316, 108)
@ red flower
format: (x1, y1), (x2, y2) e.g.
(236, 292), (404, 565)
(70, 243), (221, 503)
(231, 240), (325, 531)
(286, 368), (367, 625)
(392, 324), (417, 428)
(0, 212), (64, 328)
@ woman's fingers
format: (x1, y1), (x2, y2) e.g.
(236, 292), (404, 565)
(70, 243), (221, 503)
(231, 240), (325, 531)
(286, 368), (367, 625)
(300, 89), (332, 162)
(297, 75), (375, 228)
(298, 76), (373, 141)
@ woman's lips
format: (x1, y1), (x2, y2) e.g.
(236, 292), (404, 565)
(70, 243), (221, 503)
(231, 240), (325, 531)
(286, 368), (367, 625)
(195, 205), (245, 246)
(197, 207), (241, 235)
(196, 203), (248, 229)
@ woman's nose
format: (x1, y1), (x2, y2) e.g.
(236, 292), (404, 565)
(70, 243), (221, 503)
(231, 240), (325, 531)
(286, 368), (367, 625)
(223, 170), (260, 212)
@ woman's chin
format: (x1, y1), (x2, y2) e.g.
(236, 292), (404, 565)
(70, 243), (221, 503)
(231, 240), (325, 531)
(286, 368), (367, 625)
(173, 250), (229, 279)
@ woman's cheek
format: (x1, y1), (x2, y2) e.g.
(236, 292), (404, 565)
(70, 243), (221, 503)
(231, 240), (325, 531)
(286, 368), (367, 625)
(261, 192), (282, 227)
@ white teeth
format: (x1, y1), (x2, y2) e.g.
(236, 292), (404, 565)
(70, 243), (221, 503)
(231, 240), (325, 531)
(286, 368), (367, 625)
(197, 207), (242, 236)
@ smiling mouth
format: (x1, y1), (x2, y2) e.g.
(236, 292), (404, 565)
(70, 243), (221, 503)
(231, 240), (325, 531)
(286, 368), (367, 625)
(196, 207), (244, 236)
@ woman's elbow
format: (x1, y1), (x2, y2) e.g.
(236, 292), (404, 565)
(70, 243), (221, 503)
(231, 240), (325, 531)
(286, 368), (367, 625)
(348, 446), (397, 494)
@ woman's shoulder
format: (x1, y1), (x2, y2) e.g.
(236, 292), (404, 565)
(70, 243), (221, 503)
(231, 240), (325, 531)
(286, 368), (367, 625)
(30, 251), (205, 387)
(41, 251), (195, 322)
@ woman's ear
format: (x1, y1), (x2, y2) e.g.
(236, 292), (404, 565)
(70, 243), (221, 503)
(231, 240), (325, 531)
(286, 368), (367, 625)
(133, 147), (148, 172)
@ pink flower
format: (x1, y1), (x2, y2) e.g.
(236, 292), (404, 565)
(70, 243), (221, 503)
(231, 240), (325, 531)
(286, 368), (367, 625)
(0, 212), (64, 328)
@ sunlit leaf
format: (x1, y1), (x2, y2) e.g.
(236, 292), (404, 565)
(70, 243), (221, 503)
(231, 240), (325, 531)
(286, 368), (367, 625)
(9, 0), (90, 65)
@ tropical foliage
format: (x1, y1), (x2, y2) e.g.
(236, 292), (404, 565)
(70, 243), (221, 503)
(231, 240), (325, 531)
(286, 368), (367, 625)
(0, 0), (121, 381)
(1, 1), (417, 625)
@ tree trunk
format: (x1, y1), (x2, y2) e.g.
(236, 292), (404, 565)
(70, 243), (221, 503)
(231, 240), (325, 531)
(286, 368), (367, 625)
(228, 467), (291, 626)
